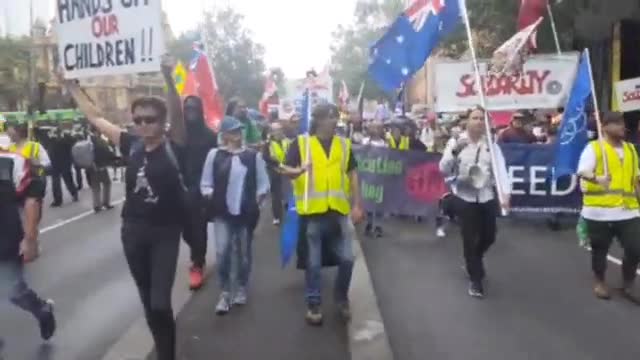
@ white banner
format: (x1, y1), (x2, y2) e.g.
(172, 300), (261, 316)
(435, 53), (579, 112)
(56, 0), (166, 79)
(614, 77), (640, 112)
(279, 72), (333, 119)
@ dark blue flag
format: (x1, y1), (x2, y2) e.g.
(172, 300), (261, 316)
(554, 51), (592, 179)
(280, 90), (311, 267)
(368, 0), (461, 92)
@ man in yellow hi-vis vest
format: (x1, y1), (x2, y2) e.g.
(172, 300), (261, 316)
(281, 103), (364, 326)
(6, 120), (50, 200)
(386, 121), (410, 150)
(266, 121), (290, 225)
(577, 112), (640, 303)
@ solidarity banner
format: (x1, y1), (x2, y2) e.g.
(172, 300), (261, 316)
(435, 53), (579, 112)
(614, 77), (640, 112)
(56, 0), (166, 79)
(354, 144), (582, 216)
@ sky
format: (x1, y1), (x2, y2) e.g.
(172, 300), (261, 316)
(164, 0), (358, 78)
(0, 0), (358, 79)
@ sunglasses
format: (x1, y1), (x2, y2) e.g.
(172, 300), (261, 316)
(133, 116), (159, 125)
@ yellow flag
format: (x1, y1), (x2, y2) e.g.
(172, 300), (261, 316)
(164, 61), (188, 95)
(174, 61), (187, 95)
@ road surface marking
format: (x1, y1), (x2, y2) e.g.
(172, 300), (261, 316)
(40, 198), (125, 234)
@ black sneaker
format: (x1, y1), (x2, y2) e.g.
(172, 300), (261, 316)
(104, 204), (114, 210)
(94, 207), (102, 213)
(336, 302), (351, 322)
(50, 202), (61, 208)
(305, 305), (323, 326)
(364, 223), (373, 237)
(374, 226), (383, 238)
(468, 282), (484, 298)
(38, 300), (56, 341)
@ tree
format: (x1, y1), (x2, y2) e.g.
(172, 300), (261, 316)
(330, 0), (405, 102)
(168, 8), (269, 108)
(0, 36), (31, 111)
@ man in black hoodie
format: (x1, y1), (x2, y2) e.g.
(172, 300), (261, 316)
(182, 96), (218, 290)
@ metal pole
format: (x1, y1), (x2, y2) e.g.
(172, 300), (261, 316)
(546, 2), (562, 55)
(459, 0), (506, 211)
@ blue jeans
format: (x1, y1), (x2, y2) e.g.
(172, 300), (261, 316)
(305, 214), (355, 306)
(214, 219), (253, 293)
(0, 258), (47, 319)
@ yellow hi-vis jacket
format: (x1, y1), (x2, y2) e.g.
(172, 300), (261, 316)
(269, 139), (290, 164)
(9, 141), (45, 176)
(387, 135), (409, 150)
(582, 140), (640, 209)
(292, 135), (352, 216)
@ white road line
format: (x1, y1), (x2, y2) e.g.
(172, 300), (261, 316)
(40, 198), (125, 234)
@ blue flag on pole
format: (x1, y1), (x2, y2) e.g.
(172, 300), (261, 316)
(553, 51), (592, 179)
(368, 0), (461, 92)
(280, 90), (311, 267)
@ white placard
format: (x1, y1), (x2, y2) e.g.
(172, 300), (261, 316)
(56, 0), (166, 79)
(614, 77), (640, 112)
(435, 53), (579, 112)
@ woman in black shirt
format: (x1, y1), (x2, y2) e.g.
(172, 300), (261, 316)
(58, 57), (187, 360)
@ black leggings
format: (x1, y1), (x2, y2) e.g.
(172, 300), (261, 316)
(455, 197), (498, 283)
(121, 222), (181, 360)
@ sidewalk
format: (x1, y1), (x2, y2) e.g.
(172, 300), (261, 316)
(162, 212), (350, 360)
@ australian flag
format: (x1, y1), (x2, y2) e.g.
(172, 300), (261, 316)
(553, 51), (592, 179)
(368, 0), (462, 92)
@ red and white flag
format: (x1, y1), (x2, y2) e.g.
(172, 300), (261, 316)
(259, 74), (278, 117)
(338, 80), (350, 109)
(488, 17), (544, 76)
(517, 0), (548, 50)
(183, 42), (224, 131)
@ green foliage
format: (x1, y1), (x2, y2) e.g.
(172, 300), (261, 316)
(0, 36), (32, 111)
(168, 8), (270, 108)
(330, 0), (405, 101)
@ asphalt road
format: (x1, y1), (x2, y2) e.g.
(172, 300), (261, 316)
(0, 182), (135, 360)
(167, 211), (350, 360)
(362, 215), (640, 360)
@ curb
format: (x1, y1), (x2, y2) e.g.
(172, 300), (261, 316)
(348, 235), (395, 360)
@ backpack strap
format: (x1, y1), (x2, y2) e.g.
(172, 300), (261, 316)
(164, 141), (187, 192)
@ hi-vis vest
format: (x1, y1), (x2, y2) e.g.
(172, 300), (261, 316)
(582, 140), (640, 209)
(292, 135), (351, 216)
(269, 139), (290, 164)
(9, 141), (44, 176)
(387, 135), (409, 150)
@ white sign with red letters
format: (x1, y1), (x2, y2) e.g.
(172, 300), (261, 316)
(435, 53), (579, 112)
(614, 77), (640, 112)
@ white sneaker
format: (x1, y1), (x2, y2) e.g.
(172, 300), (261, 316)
(232, 287), (248, 306)
(436, 227), (446, 238)
(215, 292), (231, 315)
(272, 219), (281, 226)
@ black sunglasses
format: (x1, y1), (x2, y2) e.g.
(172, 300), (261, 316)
(133, 116), (159, 125)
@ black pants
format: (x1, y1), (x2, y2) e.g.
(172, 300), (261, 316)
(268, 168), (284, 222)
(51, 165), (78, 204)
(585, 218), (640, 284)
(87, 167), (112, 209)
(121, 222), (181, 360)
(455, 197), (497, 283)
(182, 189), (207, 268)
(0, 257), (47, 321)
(74, 165), (84, 190)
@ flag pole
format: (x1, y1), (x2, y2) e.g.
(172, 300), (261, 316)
(303, 89), (312, 212)
(583, 48), (608, 176)
(459, 0), (507, 212)
(546, 2), (562, 55)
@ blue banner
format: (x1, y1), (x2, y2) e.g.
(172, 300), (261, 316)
(354, 143), (584, 216)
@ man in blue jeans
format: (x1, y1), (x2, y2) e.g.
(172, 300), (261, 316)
(0, 151), (56, 342)
(281, 103), (364, 326)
